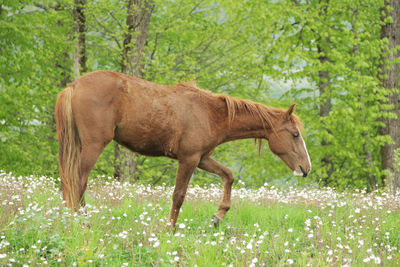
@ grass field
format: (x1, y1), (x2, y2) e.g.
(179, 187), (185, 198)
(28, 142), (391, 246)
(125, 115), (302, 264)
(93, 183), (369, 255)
(0, 171), (399, 266)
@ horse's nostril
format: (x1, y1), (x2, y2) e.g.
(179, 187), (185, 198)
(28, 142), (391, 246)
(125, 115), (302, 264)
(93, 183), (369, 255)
(299, 166), (308, 177)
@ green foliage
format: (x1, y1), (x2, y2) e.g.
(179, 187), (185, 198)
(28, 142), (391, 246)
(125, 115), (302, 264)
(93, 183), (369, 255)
(0, 1), (72, 176)
(0, 0), (396, 189)
(259, 0), (388, 189)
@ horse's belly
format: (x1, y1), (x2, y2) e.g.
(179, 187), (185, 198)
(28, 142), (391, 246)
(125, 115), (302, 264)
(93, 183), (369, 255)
(120, 141), (167, 157)
(114, 124), (178, 158)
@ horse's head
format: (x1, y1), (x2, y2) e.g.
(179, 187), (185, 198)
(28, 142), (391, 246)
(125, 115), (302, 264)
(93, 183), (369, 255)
(267, 104), (311, 177)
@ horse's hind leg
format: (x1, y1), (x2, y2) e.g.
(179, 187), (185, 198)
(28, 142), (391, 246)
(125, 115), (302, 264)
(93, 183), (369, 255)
(72, 101), (115, 207)
(78, 142), (108, 206)
(198, 157), (234, 227)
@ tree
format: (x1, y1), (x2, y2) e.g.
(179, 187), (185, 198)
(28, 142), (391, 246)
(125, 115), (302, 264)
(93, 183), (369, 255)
(316, 0), (333, 181)
(73, 0), (87, 78)
(379, 0), (400, 193)
(114, 0), (154, 181)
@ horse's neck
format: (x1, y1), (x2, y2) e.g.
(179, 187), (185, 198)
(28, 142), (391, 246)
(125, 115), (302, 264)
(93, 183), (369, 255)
(220, 112), (273, 143)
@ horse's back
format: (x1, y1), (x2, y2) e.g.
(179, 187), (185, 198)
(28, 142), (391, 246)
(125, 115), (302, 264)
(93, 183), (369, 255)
(112, 77), (213, 157)
(68, 71), (218, 158)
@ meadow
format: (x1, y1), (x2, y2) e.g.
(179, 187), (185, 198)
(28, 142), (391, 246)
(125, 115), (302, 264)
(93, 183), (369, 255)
(0, 171), (399, 266)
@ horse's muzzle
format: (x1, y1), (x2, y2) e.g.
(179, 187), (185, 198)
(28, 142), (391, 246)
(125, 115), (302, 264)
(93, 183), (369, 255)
(299, 166), (310, 177)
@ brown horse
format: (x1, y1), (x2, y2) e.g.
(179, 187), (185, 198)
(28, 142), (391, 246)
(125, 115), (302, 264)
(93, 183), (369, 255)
(55, 70), (311, 227)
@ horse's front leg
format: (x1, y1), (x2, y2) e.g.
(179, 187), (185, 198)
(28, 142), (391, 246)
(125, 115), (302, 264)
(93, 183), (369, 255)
(168, 155), (200, 229)
(198, 157), (234, 227)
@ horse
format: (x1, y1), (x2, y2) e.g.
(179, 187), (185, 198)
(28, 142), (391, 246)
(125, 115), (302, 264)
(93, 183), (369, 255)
(55, 70), (311, 228)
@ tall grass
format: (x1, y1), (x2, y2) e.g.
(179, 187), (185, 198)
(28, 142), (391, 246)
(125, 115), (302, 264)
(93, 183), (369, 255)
(0, 171), (399, 266)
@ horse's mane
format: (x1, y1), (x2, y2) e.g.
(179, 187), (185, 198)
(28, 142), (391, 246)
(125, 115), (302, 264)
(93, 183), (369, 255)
(219, 95), (275, 129)
(178, 81), (303, 131)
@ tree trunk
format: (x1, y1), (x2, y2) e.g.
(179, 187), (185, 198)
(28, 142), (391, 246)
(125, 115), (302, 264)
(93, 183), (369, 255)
(379, 0), (400, 194)
(318, 49), (333, 181)
(121, 0), (154, 76)
(318, 0), (333, 182)
(72, 0), (87, 78)
(114, 0), (154, 181)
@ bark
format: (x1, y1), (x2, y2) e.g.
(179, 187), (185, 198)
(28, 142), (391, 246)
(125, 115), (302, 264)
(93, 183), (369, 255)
(379, 0), (400, 194)
(121, 0), (154, 76)
(114, 0), (154, 181)
(366, 149), (377, 190)
(318, 0), (333, 182)
(58, 50), (72, 88)
(72, 0), (87, 78)
(57, 17), (72, 88)
(318, 48), (333, 181)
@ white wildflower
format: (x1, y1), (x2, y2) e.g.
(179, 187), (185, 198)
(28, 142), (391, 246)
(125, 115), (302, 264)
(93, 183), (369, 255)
(246, 242), (253, 250)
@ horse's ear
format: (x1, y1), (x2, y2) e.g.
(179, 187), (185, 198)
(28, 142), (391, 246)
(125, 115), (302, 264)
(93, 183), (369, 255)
(286, 104), (297, 120)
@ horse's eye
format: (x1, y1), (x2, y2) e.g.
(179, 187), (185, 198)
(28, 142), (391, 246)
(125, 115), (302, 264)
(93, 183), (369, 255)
(293, 133), (299, 138)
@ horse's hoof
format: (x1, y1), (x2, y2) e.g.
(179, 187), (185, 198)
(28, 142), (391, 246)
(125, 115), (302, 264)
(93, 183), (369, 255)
(212, 215), (220, 228)
(165, 222), (175, 232)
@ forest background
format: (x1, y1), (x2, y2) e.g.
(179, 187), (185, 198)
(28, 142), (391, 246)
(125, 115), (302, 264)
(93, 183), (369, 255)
(1, 0), (400, 192)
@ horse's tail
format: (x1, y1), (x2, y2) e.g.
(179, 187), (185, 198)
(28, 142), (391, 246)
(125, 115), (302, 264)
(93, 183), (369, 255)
(55, 86), (81, 211)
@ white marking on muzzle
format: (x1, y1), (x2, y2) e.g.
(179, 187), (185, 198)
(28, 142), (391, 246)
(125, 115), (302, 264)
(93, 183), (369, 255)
(293, 170), (303, 176)
(298, 127), (311, 172)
